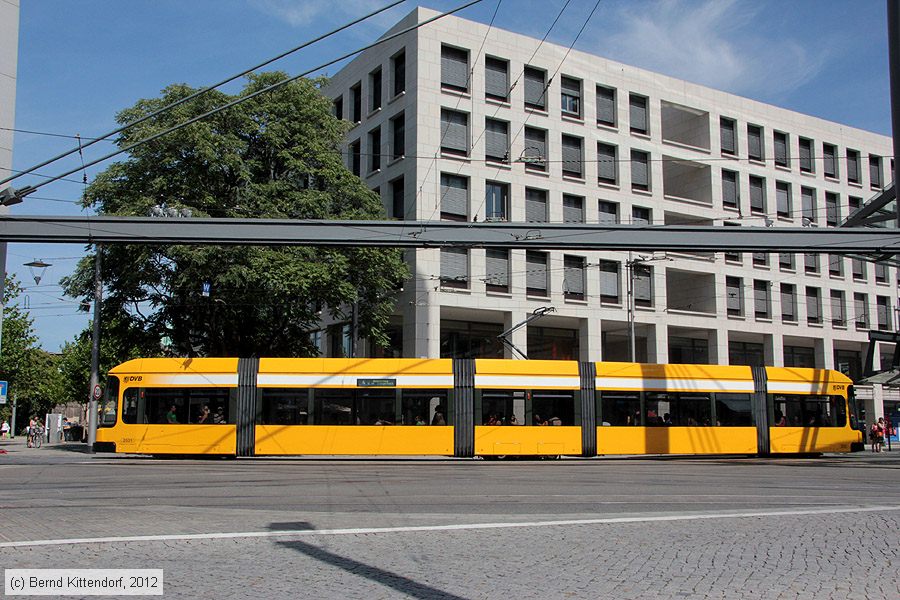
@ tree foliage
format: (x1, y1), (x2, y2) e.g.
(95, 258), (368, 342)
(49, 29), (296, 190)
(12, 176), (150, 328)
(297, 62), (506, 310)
(62, 73), (408, 358)
(0, 277), (65, 429)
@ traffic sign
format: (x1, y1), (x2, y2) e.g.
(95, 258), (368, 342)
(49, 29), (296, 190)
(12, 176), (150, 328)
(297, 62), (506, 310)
(92, 384), (103, 400)
(0, 381), (6, 405)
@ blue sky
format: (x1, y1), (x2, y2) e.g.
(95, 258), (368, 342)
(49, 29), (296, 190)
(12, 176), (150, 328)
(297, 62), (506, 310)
(7, 0), (893, 351)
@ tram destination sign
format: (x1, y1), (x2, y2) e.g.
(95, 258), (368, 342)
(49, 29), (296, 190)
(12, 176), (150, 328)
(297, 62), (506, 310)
(357, 378), (397, 387)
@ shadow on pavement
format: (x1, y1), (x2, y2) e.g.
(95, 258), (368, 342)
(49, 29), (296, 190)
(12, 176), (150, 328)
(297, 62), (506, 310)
(269, 522), (468, 600)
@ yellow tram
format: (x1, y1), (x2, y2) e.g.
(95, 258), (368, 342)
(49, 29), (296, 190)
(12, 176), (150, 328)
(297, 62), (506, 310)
(95, 357), (862, 457)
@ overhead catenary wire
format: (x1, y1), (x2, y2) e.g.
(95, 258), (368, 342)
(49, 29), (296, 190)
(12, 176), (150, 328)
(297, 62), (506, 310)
(5, 0), (485, 199)
(0, 0), (407, 190)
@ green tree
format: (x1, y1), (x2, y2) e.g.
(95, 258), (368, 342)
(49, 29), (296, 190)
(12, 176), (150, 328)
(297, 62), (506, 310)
(0, 276), (64, 430)
(62, 73), (408, 357)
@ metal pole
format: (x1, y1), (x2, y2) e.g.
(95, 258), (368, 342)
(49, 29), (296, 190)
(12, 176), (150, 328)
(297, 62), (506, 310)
(10, 391), (16, 439)
(888, 0), (900, 227)
(87, 246), (102, 452)
(627, 252), (635, 362)
(350, 298), (359, 358)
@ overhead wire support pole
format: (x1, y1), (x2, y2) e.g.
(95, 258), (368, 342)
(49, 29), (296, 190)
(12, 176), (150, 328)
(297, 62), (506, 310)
(86, 245), (102, 453)
(3, 0), (485, 199)
(0, 0), (406, 189)
(888, 0), (900, 228)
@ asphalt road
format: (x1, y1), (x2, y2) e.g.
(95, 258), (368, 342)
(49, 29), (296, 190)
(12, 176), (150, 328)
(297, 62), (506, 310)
(1, 440), (899, 599)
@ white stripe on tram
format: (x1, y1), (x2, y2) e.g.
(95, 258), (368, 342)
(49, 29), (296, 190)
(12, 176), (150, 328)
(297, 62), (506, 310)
(3, 505), (898, 548)
(256, 374), (453, 387)
(594, 377), (755, 392)
(474, 375), (581, 388)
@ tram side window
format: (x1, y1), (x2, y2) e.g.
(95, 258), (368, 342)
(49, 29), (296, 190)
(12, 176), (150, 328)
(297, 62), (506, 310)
(401, 389), (450, 425)
(123, 388), (140, 424)
(481, 390), (525, 425)
(313, 389), (354, 425)
(646, 392), (712, 426)
(532, 390), (578, 426)
(715, 393), (753, 426)
(260, 389), (310, 425)
(771, 394), (845, 427)
(135, 388), (235, 424)
(600, 391), (640, 426)
(357, 389), (396, 425)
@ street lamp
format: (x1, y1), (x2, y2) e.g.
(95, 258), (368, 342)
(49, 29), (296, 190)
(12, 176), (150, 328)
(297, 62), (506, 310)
(86, 246), (102, 453)
(24, 259), (51, 285)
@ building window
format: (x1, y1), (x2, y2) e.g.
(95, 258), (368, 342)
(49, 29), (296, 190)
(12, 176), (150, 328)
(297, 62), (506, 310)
(775, 181), (791, 217)
(629, 94), (649, 135)
(854, 292), (869, 329)
(564, 255), (586, 300)
(825, 192), (839, 227)
(599, 260), (621, 303)
(391, 176), (405, 220)
(870, 154), (883, 188)
(774, 131), (789, 168)
(561, 135), (584, 178)
(440, 248), (469, 288)
(563, 194), (584, 223)
(754, 280), (771, 319)
(823, 143), (838, 179)
(599, 200), (619, 224)
(440, 109), (469, 157)
(877, 296), (892, 331)
(753, 252), (769, 267)
(440, 173), (468, 221)
(779, 253), (795, 271)
(831, 290), (846, 327)
(669, 337), (707, 364)
(799, 137), (814, 173)
(784, 345), (816, 368)
(804, 253), (819, 275)
(632, 206), (651, 225)
(525, 187), (548, 222)
(631, 149), (650, 192)
(391, 49), (406, 97)
(726, 276), (743, 316)
(729, 341), (764, 367)
(485, 249), (510, 293)
(801, 187), (816, 223)
(485, 118), (509, 163)
(560, 76), (582, 118)
(806, 287), (822, 325)
(722, 169), (739, 208)
(828, 254), (843, 277)
(441, 44), (469, 92)
(724, 221), (741, 262)
(526, 251), (549, 296)
(747, 124), (763, 162)
(350, 82), (362, 123)
(369, 68), (382, 112)
(852, 257), (866, 281)
(720, 117), (736, 156)
(875, 261), (889, 283)
(749, 175), (765, 214)
(390, 112), (405, 160)
(597, 142), (618, 185)
(368, 127), (381, 172)
(349, 139), (361, 176)
(485, 56), (509, 101)
(633, 264), (652, 307)
(485, 181), (509, 221)
(524, 66), (547, 110)
(596, 85), (617, 127)
(333, 95), (343, 120)
(847, 149), (861, 184)
(523, 127), (547, 171)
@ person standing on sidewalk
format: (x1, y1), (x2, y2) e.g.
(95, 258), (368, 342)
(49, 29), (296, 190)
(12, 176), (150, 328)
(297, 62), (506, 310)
(0, 420), (9, 439)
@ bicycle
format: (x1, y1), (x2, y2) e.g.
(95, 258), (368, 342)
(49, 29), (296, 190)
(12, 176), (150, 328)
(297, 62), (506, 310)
(28, 426), (43, 448)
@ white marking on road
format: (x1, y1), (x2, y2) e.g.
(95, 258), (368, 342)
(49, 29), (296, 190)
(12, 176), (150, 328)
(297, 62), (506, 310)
(2, 505), (899, 549)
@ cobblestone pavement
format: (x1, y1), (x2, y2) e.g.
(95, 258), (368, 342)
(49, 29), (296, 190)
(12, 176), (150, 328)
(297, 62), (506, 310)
(2, 440), (899, 599)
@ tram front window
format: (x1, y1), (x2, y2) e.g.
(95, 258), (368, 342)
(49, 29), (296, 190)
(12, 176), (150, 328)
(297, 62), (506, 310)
(99, 376), (119, 427)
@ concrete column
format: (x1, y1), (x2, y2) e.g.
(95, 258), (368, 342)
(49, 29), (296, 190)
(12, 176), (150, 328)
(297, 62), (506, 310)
(815, 338), (831, 369)
(709, 329), (729, 365)
(580, 315), (602, 361)
(651, 324), (668, 363)
(506, 310), (528, 359)
(766, 333), (784, 367)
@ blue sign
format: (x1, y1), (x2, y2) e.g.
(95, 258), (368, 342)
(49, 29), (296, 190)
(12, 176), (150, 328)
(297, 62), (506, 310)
(201, 282), (211, 297)
(0, 381), (7, 405)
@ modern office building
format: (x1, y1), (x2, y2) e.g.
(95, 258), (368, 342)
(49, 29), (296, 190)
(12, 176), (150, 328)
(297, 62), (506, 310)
(324, 7), (898, 420)
(0, 0), (20, 302)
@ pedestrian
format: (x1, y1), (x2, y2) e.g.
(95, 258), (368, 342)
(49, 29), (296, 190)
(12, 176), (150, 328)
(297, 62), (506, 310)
(0, 419), (9, 439)
(26, 417), (36, 448)
(870, 420), (884, 453)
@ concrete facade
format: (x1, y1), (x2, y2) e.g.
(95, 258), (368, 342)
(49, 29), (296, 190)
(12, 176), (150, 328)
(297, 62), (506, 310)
(323, 8), (898, 403)
(0, 0), (18, 197)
